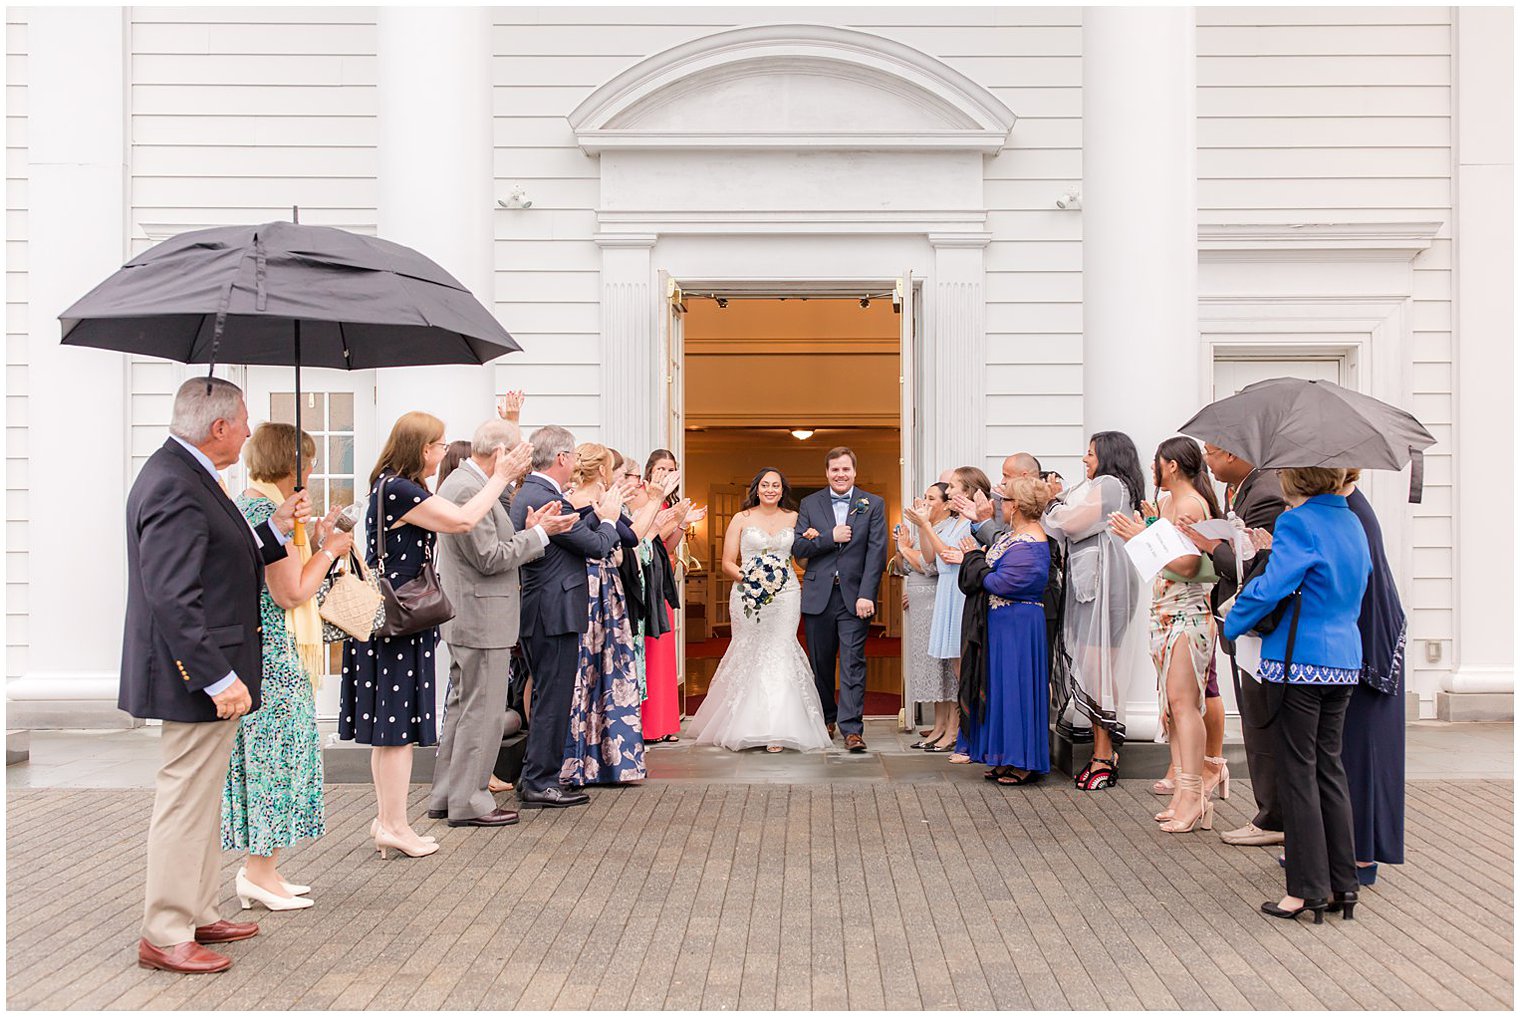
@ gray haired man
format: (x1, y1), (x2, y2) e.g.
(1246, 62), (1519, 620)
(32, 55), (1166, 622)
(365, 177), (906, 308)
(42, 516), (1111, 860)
(427, 419), (575, 827)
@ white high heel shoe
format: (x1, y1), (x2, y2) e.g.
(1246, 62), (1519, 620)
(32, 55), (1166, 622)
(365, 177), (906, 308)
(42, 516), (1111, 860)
(236, 869), (314, 911)
(280, 880), (311, 897)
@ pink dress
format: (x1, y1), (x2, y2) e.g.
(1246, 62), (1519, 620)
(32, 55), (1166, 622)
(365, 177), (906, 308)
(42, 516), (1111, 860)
(642, 604), (682, 739)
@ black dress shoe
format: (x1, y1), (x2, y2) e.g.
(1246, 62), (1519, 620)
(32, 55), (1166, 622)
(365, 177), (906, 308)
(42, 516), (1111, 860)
(518, 786), (590, 809)
(1260, 898), (1329, 924)
(425, 809), (446, 820)
(448, 807), (520, 828)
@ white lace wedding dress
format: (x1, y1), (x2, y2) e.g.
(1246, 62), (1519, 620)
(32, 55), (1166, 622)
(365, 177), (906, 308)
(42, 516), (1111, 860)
(688, 526), (833, 752)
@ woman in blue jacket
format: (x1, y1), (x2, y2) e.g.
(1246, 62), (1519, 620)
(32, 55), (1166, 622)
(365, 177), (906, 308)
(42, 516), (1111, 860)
(1224, 466), (1371, 925)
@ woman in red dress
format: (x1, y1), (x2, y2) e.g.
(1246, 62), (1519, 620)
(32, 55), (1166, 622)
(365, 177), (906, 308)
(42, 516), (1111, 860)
(640, 450), (702, 742)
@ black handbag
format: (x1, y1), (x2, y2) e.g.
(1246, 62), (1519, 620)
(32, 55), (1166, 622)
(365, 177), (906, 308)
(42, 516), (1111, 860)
(372, 476), (455, 638)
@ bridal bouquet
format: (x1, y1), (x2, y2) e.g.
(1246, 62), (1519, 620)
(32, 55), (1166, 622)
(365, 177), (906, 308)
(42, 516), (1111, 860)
(738, 552), (789, 620)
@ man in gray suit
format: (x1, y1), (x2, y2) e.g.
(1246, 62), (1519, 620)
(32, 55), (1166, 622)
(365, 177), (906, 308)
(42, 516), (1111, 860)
(427, 418), (576, 828)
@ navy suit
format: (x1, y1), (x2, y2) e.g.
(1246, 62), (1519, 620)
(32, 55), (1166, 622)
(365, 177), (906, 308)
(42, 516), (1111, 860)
(119, 438), (288, 724)
(792, 487), (888, 735)
(510, 473), (619, 793)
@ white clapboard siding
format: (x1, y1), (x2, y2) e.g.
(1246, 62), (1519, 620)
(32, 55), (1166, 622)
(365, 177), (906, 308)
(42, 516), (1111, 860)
(126, 9), (380, 484)
(5, 11), (25, 679)
(1198, 7), (1456, 698)
(491, 7), (1084, 475)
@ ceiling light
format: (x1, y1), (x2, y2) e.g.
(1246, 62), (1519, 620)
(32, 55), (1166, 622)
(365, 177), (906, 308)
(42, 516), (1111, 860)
(790, 429), (814, 441)
(860, 297), (870, 308)
(715, 296), (728, 309)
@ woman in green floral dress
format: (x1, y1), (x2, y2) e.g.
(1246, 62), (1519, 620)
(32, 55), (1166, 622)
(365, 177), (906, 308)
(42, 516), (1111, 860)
(222, 424), (353, 911)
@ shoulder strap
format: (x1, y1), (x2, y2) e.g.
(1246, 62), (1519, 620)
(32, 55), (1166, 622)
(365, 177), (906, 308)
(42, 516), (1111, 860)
(375, 475), (389, 573)
(1282, 588), (1304, 675)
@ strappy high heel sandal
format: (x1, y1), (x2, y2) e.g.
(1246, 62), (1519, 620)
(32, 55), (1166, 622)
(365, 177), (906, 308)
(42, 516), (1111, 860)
(1076, 756), (1118, 791)
(1203, 755), (1229, 800)
(1158, 773), (1213, 833)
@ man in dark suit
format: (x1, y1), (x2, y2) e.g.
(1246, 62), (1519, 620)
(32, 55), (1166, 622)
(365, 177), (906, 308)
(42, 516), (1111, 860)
(123, 377), (305, 975)
(792, 446), (888, 752)
(509, 424), (623, 807)
(1182, 446), (1287, 848)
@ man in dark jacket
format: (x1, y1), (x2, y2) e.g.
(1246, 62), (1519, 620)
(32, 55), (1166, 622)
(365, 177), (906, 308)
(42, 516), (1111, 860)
(510, 424), (622, 808)
(1184, 445), (1287, 847)
(124, 377), (304, 974)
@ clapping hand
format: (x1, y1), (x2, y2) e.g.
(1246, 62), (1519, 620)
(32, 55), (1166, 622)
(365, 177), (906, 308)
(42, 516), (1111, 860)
(958, 536), (979, 553)
(496, 390), (525, 422)
(1248, 527), (1273, 552)
(1177, 519), (1221, 554)
(494, 441), (533, 484)
(271, 490), (311, 536)
(685, 503), (707, 525)
(1108, 511), (1145, 541)
(969, 489), (994, 523)
(1140, 500), (1159, 521)
(594, 484), (625, 522)
(903, 500), (928, 527)
(656, 467), (682, 499)
(939, 545), (965, 565)
(527, 500), (577, 536)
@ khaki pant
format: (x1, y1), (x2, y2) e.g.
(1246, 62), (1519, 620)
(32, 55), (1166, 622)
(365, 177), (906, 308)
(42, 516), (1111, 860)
(429, 645), (512, 821)
(141, 718), (240, 947)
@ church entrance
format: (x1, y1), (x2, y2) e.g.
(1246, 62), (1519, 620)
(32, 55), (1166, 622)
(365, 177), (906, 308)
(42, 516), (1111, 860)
(669, 283), (918, 725)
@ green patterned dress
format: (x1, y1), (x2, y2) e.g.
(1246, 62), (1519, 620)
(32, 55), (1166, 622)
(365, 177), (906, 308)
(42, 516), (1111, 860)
(221, 494), (326, 855)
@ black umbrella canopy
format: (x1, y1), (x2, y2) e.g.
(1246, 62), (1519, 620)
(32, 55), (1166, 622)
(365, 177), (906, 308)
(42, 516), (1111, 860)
(59, 221), (520, 368)
(1179, 376), (1437, 502)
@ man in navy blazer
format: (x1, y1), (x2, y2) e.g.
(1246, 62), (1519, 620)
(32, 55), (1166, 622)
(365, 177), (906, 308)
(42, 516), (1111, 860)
(792, 447), (888, 752)
(124, 377), (305, 975)
(509, 424), (623, 807)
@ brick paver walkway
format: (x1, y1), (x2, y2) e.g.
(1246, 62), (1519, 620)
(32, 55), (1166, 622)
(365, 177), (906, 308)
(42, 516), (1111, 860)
(6, 780), (1513, 1010)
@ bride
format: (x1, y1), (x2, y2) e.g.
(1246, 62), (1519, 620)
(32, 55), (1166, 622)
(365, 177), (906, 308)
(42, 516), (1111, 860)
(688, 468), (833, 753)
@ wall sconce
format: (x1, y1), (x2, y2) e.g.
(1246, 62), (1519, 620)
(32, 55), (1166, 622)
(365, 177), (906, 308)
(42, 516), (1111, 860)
(497, 187), (533, 209)
(790, 429), (814, 440)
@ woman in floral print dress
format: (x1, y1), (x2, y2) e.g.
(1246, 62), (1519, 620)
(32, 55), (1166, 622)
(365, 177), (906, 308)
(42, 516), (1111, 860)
(223, 424), (353, 910)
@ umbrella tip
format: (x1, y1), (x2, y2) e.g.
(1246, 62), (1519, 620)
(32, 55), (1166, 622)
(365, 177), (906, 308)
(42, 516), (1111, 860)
(292, 205), (300, 224)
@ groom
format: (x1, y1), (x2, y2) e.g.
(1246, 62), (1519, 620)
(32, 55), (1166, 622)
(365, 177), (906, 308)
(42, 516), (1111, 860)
(793, 446), (887, 752)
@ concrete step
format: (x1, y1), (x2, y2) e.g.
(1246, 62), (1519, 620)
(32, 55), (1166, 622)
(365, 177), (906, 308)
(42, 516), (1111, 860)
(1436, 691), (1514, 723)
(6, 729), (30, 766)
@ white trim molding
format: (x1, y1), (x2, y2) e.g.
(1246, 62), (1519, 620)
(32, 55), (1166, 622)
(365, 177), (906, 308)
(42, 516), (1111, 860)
(568, 23), (1017, 154)
(1198, 222), (1443, 263)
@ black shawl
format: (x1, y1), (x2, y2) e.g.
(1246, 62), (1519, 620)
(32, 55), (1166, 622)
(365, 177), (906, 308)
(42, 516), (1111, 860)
(957, 547), (992, 728)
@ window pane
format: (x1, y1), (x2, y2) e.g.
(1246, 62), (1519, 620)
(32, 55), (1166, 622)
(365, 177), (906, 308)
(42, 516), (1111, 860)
(297, 392), (325, 432)
(329, 434), (354, 476)
(269, 393), (295, 426)
(330, 392), (354, 431)
(330, 477), (355, 515)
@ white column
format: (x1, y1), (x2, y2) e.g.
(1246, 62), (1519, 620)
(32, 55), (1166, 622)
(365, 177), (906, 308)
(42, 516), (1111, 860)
(927, 234), (990, 476)
(374, 7), (496, 448)
(1446, 7), (1514, 698)
(1082, 7), (1198, 741)
(8, 10), (133, 723)
(596, 235), (657, 454)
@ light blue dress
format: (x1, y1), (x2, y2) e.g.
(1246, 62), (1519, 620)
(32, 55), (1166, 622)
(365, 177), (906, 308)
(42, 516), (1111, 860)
(928, 516), (973, 659)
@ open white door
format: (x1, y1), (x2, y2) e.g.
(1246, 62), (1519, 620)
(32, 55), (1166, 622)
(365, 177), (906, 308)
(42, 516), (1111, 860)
(897, 271), (916, 730)
(658, 271), (690, 714)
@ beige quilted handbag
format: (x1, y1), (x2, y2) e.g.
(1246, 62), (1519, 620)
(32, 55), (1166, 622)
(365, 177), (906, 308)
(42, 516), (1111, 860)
(318, 552), (386, 642)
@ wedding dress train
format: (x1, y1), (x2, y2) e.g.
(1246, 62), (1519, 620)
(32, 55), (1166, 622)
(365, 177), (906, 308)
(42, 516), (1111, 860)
(688, 526), (833, 752)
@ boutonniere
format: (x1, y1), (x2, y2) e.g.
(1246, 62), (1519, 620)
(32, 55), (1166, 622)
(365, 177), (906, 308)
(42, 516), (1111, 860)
(850, 497), (870, 517)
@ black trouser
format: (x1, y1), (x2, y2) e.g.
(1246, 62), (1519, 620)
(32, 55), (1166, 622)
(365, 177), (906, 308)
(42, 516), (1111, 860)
(518, 629), (579, 794)
(1275, 683), (1358, 901)
(1232, 656), (1284, 832)
(804, 584), (869, 736)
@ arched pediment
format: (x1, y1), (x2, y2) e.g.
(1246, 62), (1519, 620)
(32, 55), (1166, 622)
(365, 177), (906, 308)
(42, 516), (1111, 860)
(568, 24), (1017, 154)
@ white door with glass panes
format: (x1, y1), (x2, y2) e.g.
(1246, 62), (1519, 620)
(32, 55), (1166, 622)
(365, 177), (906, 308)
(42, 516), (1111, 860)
(245, 366), (378, 720)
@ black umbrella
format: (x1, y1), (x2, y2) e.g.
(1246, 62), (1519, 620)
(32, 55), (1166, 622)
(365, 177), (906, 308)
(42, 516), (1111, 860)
(59, 218), (520, 518)
(1179, 377), (1436, 502)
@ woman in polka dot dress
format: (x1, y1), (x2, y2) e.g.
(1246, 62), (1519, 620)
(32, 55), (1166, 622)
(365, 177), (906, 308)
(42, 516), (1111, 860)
(341, 410), (528, 859)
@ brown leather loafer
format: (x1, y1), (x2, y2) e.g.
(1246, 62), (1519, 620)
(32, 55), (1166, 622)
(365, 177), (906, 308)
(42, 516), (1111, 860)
(138, 938), (231, 974)
(845, 734), (867, 753)
(193, 919), (259, 944)
(447, 807), (520, 828)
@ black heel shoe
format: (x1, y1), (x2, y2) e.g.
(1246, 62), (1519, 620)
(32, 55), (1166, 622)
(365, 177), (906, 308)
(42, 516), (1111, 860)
(1326, 891), (1358, 921)
(1260, 898), (1329, 924)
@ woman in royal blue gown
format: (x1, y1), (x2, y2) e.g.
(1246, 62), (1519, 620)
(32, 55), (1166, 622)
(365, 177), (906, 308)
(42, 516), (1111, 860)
(957, 476), (1053, 784)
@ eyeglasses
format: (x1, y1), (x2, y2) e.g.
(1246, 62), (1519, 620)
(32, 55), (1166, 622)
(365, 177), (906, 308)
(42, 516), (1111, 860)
(428, 441), (449, 451)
